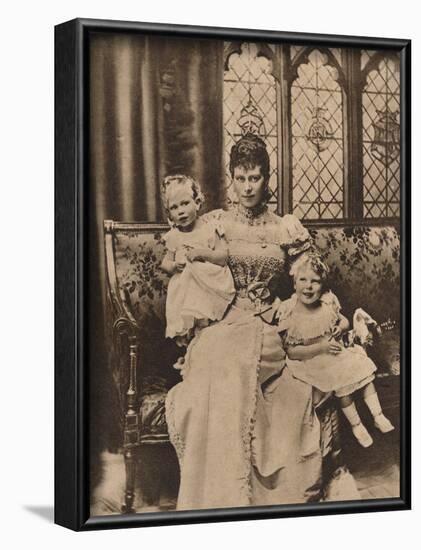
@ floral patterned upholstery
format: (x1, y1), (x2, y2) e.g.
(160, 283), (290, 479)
(115, 229), (168, 325)
(311, 225), (400, 377)
(115, 225), (399, 323)
(310, 226), (400, 325)
(106, 221), (400, 441)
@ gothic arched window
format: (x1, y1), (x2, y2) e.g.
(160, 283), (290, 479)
(290, 48), (345, 220)
(362, 53), (400, 218)
(221, 43), (399, 223)
(223, 43), (278, 209)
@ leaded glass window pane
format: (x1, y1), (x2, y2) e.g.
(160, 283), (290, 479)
(330, 48), (343, 67)
(291, 49), (345, 219)
(290, 46), (305, 62)
(223, 43), (278, 209)
(362, 57), (400, 218)
(361, 49), (377, 71)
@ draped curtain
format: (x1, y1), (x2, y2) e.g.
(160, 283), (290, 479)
(89, 32), (224, 458)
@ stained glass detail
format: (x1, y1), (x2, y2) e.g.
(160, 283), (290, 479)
(291, 49), (345, 219)
(362, 57), (400, 218)
(290, 45), (305, 62)
(330, 48), (342, 67)
(223, 43), (278, 209)
(361, 49), (376, 71)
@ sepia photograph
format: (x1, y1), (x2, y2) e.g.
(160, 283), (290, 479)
(55, 19), (410, 528)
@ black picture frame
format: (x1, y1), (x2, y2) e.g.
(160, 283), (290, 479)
(55, 17), (411, 531)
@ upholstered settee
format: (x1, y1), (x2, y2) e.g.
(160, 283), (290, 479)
(103, 219), (400, 512)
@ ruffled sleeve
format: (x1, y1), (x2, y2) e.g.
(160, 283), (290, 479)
(282, 214), (312, 257)
(275, 295), (297, 333)
(320, 291), (342, 316)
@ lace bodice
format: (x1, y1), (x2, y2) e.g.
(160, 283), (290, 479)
(202, 207), (311, 305)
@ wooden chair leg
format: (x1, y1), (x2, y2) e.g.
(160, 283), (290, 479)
(123, 448), (137, 513)
(121, 336), (140, 514)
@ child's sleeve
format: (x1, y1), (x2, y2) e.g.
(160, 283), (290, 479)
(275, 296), (294, 333)
(163, 229), (177, 253)
(321, 291), (342, 316)
(332, 292), (342, 315)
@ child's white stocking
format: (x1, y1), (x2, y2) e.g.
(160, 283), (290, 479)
(364, 391), (382, 416)
(364, 392), (394, 433)
(341, 402), (361, 426)
(341, 402), (373, 447)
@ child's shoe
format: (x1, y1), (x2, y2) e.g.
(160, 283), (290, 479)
(351, 423), (373, 448)
(364, 391), (394, 433)
(341, 402), (373, 447)
(374, 414), (394, 433)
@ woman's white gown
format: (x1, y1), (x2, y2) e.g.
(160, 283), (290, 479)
(166, 207), (359, 510)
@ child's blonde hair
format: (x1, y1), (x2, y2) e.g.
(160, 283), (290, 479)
(161, 174), (204, 213)
(290, 253), (329, 284)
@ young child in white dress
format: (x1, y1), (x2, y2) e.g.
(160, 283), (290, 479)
(161, 175), (235, 349)
(277, 253), (394, 448)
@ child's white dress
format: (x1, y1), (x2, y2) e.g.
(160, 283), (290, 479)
(164, 220), (236, 340)
(278, 291), (376, 397)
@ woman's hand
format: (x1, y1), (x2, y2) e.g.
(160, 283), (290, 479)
(186, 248), (209, 262)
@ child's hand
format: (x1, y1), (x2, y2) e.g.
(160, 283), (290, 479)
(331, 325), (343, 339)
(321, 340), (343, 355)
(186, 248), (208, 262)
(174, 249), (187, 272)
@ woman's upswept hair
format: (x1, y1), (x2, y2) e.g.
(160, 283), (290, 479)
(290, 252), (330, 284)
(161, 174), (204, 213)
(229, 133), (270, 183)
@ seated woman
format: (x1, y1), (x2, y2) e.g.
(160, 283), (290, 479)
(165, 134), (359, 511)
